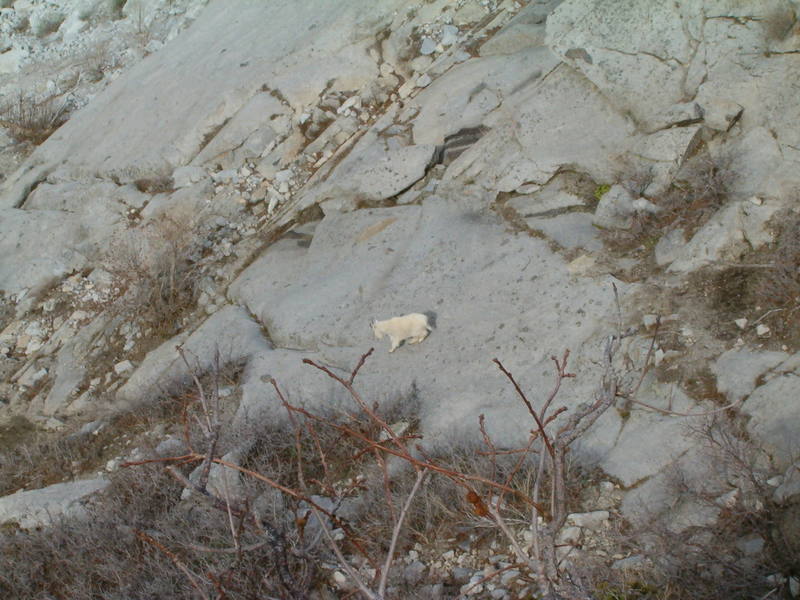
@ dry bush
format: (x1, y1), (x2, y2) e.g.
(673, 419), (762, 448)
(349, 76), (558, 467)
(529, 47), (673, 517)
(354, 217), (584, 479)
(134, 176), (175, 194)
(107, 216), (203, 338)
(0, 393), (187, 497)
(119, 292), (634, 600)
(603, 415), (799, 600)
(0, 92), (69, 145)
(753, 211), (800, 341)
(602, 151), (735, 255)
(0, 465), (196, 600)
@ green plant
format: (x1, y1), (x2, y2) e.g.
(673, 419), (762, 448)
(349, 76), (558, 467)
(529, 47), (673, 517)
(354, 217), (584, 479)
(594, 184), (611, 202)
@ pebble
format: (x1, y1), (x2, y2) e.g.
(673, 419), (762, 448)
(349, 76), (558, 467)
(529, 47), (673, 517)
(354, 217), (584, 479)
(420, 37), (437, 55)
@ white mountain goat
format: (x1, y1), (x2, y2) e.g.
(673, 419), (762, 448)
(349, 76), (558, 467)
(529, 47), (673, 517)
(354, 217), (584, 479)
(371, 313), (432, 353)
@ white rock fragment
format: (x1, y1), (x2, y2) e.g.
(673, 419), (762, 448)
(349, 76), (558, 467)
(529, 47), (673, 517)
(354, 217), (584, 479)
(441, 25), (459, 46)
(735, 318), (748, 330)
(419, 37), (437, 55)
(642, 314), (659, 329)
(756, 324), (771, 337)
(113, 360), (135, 376)
(566, 511), (609, 529)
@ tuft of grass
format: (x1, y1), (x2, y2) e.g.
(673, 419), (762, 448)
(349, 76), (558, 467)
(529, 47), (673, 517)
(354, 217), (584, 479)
(601, 151), (735, 257)
(753, 211), (800, 339)
(594, 184), (611, 202)
(0, 92), (69, 145)
(106, 216), (203, 339)
(134, 176), (175, 194)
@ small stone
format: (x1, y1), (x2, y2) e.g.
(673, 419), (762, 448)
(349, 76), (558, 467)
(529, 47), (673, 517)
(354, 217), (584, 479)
(715, 489), (739, 508)
(642, 314), (659, 329)
(420, 37), (437, 55)
(42, 417), (65, 431)
(404, 560), (426, 585)
(566, 510), (609, 529)
(417, 73), (432, 87)
(756, 324), (770, 337)
(113, 360), (135, 376)
(332, 571), (347, 585)
(735, 318), (748, 330)
(398, 80), (416, 98)
(557, 526), (581, 545)
(654, 348), (666, 366)
(736, 533), (765, 556)
(441, 24), (459, 46)
(749, 196), (763, 206)
(25, 339), (43, 355)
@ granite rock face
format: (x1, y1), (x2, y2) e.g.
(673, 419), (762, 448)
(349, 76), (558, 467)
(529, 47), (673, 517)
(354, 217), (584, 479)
(1, 0), (799, 538)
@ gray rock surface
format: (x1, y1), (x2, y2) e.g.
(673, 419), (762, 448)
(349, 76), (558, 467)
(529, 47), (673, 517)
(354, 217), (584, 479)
(1, 0), (410, 207)
(2, 0), (799, 551)
(0, 478), (109, 529)
(668, 199), (781, 273)
(228, 196), (628, 447)
(448, 64), (637, 191)
(712, 348), (789, 403)
(743, 363), (800, 469)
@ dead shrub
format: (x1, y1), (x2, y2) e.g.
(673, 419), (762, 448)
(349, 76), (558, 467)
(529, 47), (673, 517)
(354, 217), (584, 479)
(0, 393), (188, 497)
(752, 211), (800, 341)
(605, 415), (798, 600)
(107, 216), (203, 338)
(602, 151), (735, 256)
(134, 176), (175, 194)
(0, 92), (69, 145)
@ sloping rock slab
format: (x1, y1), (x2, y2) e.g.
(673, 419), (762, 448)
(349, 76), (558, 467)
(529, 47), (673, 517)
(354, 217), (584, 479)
(117, 305), (269, 404)
(447, 64), (637, 191)
(1, 0), (410, 207)
(0, 478), (109, 529)
(230, 195), (632, 448)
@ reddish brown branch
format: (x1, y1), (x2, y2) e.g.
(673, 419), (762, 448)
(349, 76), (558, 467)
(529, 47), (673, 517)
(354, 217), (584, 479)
(493, 358), (556, 459)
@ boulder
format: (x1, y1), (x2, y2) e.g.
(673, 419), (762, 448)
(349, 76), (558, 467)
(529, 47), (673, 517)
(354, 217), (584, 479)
(0, 478), (109, 529)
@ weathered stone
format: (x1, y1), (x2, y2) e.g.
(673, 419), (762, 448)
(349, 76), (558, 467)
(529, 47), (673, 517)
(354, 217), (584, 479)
(712, 348), (788, 403)
(566, 510), (609, 530)
(300, 138), (435, 213)
(774, 462), (800, 504)
(412, 47), (561, 146)
(547, 0), (691, 130)
(743, 367), (800, 469)
(230, 196), (632, 449)
(668, 199), (781, 273)
(600, 385), (697, 487)
(172, 165), (208, 188)
(1, 0), (411, 208)
(654, 228), (686, 267)
(593, 185), (637, 229)
(117, 305), (269, 405)
(0, 478), (109, 529)
(447, 65), (637, 191)
(43, 314), (113, 416)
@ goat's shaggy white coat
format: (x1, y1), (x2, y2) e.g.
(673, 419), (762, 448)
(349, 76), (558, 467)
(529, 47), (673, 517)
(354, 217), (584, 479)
(371, 313), (432, 353)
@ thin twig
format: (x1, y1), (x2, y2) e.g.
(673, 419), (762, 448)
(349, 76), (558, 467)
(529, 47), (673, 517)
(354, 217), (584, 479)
(378, 469), (427, 597)
(493, 358), (555, 459)
(135, 529), (211, 600)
